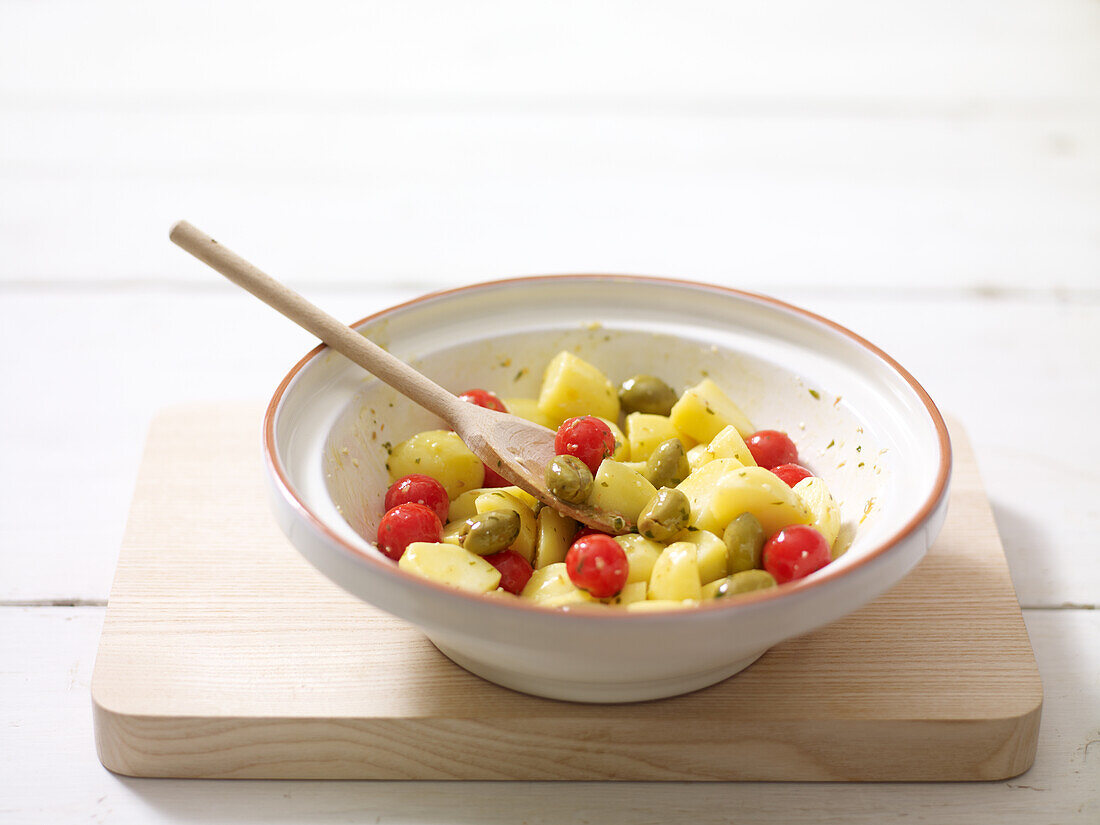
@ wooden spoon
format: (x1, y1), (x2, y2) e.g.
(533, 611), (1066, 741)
(169, 221), (631, 534)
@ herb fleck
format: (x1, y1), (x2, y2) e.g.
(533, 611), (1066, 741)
(826, 440), (835, 449)
(514, 367), (529, 382)
(809, 389), (821, 400)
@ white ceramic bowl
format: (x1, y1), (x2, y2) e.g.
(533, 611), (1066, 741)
(264, 276), (951, 702)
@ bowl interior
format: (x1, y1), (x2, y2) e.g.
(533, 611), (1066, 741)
(272, 278), (944, 583)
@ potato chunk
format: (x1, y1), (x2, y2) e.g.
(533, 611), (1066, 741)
(588, 460), (658, 526)
(387, 430), (484, 499)
(475, 490), (537, 563)
(704, 425), (756, 466)
(398, 542), (501, 593)
(533, 506), (576, 568)
(670, 378), (754, 442)
(685, 443), (714, 473)
(648, 542), (702, 601)
(614, 534), (664, 584)
(607, 581), (647, 606)
(449, 485), (538, 523)
(624, 413), (683, 463)
(597, 417), (631, 461)
(501, 397), (556, 429)
(676, 459), (812, 536)
(536, 351), (620, 425)
(440, 519), (466, 546)
(793, 476), (842, 550)
(520, 562), (596, 605)
(678, 529), (728, 585)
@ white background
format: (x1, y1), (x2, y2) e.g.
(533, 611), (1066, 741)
(1, 1), (1097, 822)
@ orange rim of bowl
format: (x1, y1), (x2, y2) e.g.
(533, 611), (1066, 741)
(263, 274), (952, 621)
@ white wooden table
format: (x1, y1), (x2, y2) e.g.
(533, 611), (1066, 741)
(2, 2), (1097, 821)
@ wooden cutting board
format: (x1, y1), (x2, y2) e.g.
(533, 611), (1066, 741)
(91, 404), (1041, 781)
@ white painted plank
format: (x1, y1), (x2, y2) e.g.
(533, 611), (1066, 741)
(1, 607), (1096, 822)
(1, 112), (1097, 290)
(1, 1), (1098, 105)
(1, 290), (1097, 606)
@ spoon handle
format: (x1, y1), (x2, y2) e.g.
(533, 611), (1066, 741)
(169, 220), (464, 424)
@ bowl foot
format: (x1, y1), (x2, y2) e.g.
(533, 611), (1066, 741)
(429, 640), (768, 703)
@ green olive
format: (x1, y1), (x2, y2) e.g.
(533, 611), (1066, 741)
(460, 508), (521, 556)
(645, 438), (690, 488)
(637, 487), (691, 542)
(619, 374), (679, 416)
(705, 569), (777, 599)
(723, 512), (766, 573)
(545, 455), (593, 504)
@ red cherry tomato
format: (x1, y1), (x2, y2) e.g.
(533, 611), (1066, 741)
(458, 389), (508, 413)
(565, 534), (629, 598)
(481, 463), (511, 487)
(383, 474), (450, 522)
(484, 549), (534, 595)
(554, 416), (615, 475)
(762, 524), (830, 584)
(746, 429), (799, 470)
(376, 502), (442, 562)
(771, 463), (813, 487)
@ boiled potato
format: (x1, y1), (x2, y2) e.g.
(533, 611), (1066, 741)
(520, 562), (596, 605)
(475, 490), (537, 563)
(793, 477), (841, 550)
(648, 542), (702, 601)
(588, 460), (658, 526)
(670, 378), (754, 442)
(614, 534), (664, 584)
(676, 460), (812, 536)
(501, 397), (556, 429)
(624, 413), (685, 462)
(387, 430), (484, 499)
(440, 519), (466, 546)
(678, 529), (728, 585)
(597, 416), (631, 461)
(686, 443), (714, 473)
(398, 542), (501, 593)
(448, 485), (539, 523)
(533, 506), (576, 568)
(607, 581), (647, 606)
(536, 351), (620, 425)
(704, 425), (756, 466)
